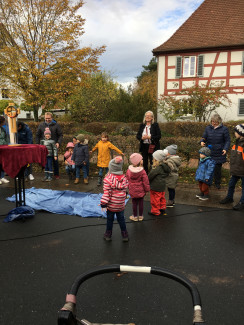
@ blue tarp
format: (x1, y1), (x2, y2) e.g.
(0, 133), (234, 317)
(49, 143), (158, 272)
(6, 187), (121, 218)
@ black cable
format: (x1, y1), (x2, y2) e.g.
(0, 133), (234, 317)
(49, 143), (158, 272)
(0, 207), (227, 242)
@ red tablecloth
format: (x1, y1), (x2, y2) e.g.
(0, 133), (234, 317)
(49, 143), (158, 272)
(0, 144), (48, 178)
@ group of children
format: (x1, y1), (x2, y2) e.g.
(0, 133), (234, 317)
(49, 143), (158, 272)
(100, 144), (182, 242)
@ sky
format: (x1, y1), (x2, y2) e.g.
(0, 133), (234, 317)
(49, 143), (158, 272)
(79, 0), (205, 87)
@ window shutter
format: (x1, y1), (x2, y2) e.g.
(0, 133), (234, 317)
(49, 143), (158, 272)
(175, 56), (182, 78)
(239, 99), (244, 114)
(197, 54), (204, 77)
(242, 52), (244, 75)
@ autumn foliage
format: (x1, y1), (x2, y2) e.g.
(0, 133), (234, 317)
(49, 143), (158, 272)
(0, 0), (106, 120)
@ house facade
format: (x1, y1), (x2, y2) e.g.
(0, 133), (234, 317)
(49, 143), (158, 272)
(153, 0), (244, 122)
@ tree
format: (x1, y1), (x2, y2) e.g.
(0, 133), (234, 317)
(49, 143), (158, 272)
(0, 0), (106, 121)
(131, 57), (158, 118)
(158, 82), (232, 122)
(69, 72), (119, 122)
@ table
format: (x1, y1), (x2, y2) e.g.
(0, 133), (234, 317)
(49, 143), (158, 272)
(0, 144), (48, 206)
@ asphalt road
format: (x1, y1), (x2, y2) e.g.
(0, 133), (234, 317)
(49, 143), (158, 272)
(0, 177), (243, 325)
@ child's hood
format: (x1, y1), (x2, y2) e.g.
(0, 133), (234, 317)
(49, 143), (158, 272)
(105, 173), (127, 189)
(165, 155), (181, 166)
(128, 165), (144, 174)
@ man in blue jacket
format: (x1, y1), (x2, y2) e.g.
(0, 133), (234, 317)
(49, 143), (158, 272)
(17, 121), (34, 180)
(36, 112), (63, 178)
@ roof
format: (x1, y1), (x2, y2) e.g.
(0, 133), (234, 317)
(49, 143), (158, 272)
(153, 0), (244, 55)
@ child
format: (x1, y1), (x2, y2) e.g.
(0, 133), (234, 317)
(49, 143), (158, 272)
(64, 142), (75, 180)
(90, 132), (124, 186)
(195, 146), (215, 200)
(100, 156), (129, 242)
(72, 134), (89, 184)
(220, 124), (244, 210)
(126, 153), (150, 221)
(148, 150), (171, 216)
(0, 115), (10, 185)
(164, 144), (181, 207)
(41, 128), (58, 181)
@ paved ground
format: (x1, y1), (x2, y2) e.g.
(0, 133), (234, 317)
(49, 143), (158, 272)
(0, 174), (243, 324)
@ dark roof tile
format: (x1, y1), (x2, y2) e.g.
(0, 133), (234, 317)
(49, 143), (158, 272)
(153, 0), (244, 54)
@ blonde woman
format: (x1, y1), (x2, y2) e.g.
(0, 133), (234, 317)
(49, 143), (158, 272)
(136, 111), (161, 174)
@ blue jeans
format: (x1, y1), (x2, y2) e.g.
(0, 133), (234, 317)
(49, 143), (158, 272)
(53, 153), (59, 176)
(65, 165), (75, 175)
(45, 156), (53, 172)
(99, 167), (108, 177)
(227, 175), (244, 202)
(75, 164), (87, 179)
(106, 209), (127, 232)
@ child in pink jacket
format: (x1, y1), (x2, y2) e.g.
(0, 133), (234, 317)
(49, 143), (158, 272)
(126, 153), (150, 221)
(64, 142), (75, 179)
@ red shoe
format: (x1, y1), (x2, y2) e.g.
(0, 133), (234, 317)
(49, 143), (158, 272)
(54, 175), (60, 179)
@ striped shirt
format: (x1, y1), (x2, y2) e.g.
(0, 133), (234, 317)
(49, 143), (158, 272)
(101, 173), (129, 212)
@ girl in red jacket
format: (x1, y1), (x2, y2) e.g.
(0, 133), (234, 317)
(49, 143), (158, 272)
(100, 156), (129, 242)
(126, 153), (150, 222)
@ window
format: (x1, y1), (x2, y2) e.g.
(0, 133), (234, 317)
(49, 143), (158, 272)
(2, 89), (9, 99)
(183, 56), (196, 77)
(239, 98), (244, 115)
(175, 55), (204, 78)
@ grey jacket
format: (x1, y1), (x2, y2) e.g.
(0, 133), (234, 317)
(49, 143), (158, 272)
(165, 155), (182, 189)
(41, 139), (58, 157)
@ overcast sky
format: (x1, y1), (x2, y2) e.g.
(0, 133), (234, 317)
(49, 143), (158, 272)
(79, 0), (204, 87)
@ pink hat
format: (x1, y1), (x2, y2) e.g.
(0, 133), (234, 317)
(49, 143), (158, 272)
(66, 142), (74, 148)
(44, 127), (51, 135)
(130, 153), (143, 166)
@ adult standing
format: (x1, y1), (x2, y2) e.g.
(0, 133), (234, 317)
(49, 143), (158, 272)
(200, 113), (230, 189)
(136, 111), (161, 174)
(36, 112), (63, 178)
(17, 121), (34, 180)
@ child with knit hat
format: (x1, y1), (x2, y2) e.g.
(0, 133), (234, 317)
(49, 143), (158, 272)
(126, 153), (150, 221)
(220, 124), (244, 210)
(100, 156), (129, 241)
(148, 149), (171, 216)
(195, 146), (215, 200)
(164, 144), (181, 207)
(40, 128), (58, 181)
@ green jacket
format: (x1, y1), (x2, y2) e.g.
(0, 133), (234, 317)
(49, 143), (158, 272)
(148, 162), (171, 192)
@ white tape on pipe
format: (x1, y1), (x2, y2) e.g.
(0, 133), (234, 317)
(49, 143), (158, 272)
(120, 265), (151, 273)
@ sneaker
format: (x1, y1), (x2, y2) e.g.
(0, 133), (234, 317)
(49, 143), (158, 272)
(129, 215), (139, 222)
(1, 178), (9, 184)
(0, 180), (2, 185)
(219, 197), (234, 204)
(54, 175), (60, 179)
(29, 174), (34, 181)
(166, 200), (174, 207)
(199, 194), (209, 201)
(103, 231), (112, 241)
(233, 202), (244, 211)
(196, 192), (204, 198)
(121, 230), (129, 242)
